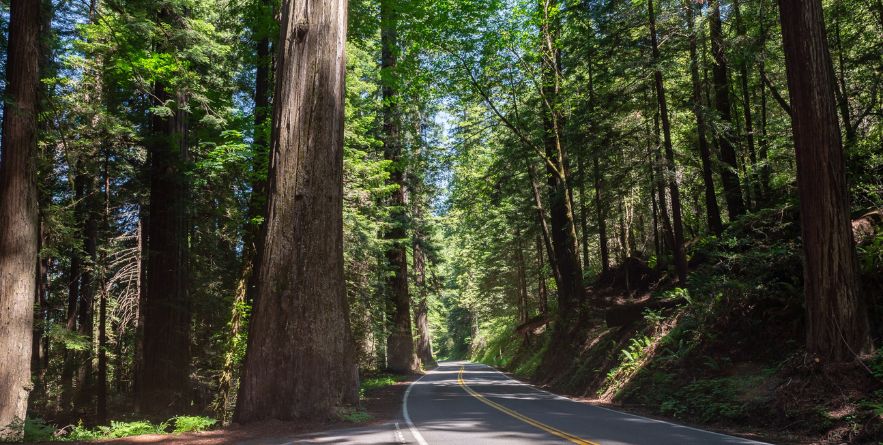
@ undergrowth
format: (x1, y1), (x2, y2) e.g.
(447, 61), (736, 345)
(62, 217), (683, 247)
(23, 416), (217, 442)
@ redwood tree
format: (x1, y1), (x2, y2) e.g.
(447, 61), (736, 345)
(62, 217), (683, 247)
(139, 6), (192, 412)
(381, 0), (418, 374)
(0, 0), (41, 439)
(233, 0), (359, 421)
(777, 0), (870, 362)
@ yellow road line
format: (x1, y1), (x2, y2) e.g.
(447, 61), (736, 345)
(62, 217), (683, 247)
(457, 366), (599, 445)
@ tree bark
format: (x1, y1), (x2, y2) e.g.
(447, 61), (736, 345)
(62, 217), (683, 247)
(686, 0), (723, 235)
(139, 7), (192, 412)
(777, 0), (870, 362)
(380, 0), (417, 374)
(710, 0), (747, 220)
(233, 0), (359, 421)
(0, 0), (40, 438)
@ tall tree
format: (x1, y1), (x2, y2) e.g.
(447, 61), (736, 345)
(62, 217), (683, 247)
(540, 0), (584, 321)
(381, 0), (418, 374)
(139, 5), (192, 414)
(0, 0), (40, 439)
(234, 0), (359, 421)
(709, 0), (746, 219)
(649, 0), (688, 285)
(685, 0), (723, 235)
(777, 0), (870, 362)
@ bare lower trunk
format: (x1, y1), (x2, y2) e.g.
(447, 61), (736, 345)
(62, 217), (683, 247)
(0, 0), (40, 438)
(777, 0), (870, 362)
(140, 77), (191, 413)
(233, 0), (358, 422)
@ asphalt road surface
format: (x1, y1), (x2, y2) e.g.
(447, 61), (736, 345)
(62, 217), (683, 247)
(268, 361), (772, 445)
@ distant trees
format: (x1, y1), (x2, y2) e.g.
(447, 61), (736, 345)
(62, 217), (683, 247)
(233, 0), (359, 421)
(777, 0), (871, 362)
(0, 0), (41, 439)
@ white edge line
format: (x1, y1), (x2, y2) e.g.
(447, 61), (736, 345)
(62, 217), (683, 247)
(402, 370), (431, 445)
(481, 363), (774, 445)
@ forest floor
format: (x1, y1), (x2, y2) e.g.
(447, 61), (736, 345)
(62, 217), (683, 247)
(41, 374), (419, 445)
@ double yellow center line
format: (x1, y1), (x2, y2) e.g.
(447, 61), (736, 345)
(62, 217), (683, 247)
(457, 366), (599, 445)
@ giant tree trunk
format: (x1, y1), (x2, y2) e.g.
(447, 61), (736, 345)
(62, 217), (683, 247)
(710, 0), (747, 220)
(0, 0), (40, 438)
(541, 0), (584, 321)
(381, 0), (417, 374)
(777, 0), (870, 362)
(686, 0), (723, 235)
(139, 25), (192, 415)
(233, 0), (359, 421)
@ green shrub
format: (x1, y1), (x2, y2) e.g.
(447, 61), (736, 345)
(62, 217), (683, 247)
(67, 420), (168, 440)
(173, 416), (217, 433)
(24, 417), (56, 442)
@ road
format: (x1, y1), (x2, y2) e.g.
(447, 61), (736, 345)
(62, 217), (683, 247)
(264, 361), (772, 445)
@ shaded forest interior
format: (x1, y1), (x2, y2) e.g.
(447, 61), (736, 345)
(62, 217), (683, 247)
(0, 0), (881, 443)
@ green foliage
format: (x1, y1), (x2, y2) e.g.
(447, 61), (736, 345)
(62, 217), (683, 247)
(67, 420), (168, 440)
(868, 350), (883, 381)
(857, 232), (883, 274)
(23, 418), (56, 442)
(172, 416), (217, 433)
(359, 373), (408, 399)
(656, 372), (773, 423)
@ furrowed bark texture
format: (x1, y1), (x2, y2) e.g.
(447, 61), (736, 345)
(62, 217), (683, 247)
(0, 0), (40, 439)
(777, 0), (870, 362)
(233, 0), (359, 422)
